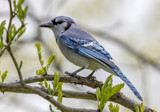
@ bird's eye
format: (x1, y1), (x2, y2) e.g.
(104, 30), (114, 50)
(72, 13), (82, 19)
(57, 21), (63, 24)
(52, 19), (57, 25)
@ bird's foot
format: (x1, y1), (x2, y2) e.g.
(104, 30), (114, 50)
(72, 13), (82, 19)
(65, 71), (80, 78)
(86, 75), (96, 81)
(65, 71), (76, 76)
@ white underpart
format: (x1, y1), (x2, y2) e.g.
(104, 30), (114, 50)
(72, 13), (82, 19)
(82, 42), (93, 47)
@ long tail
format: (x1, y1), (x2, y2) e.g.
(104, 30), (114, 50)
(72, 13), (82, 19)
(111, 67), (143, 101)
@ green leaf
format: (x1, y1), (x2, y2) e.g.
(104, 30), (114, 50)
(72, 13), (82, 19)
(43, 66), (47, 74)
(53, 71), (58, 95)
(19, 60), (23, 70)
(49, 105), (54, 112)
(23, 6), (28, 19)
(97, 75), (124, 112)
(96, 88), (101, 109)
(153, 110), (157, 112)
(102, 75), (113, 93)
(110, 83), (124, 98)
(16, 0), (28, 23)
(52, 72), (62, 96)
(40, 60), (44, 66)
(135, 105), (140, 112)
(35, 43), (42, 60)
(57, 82), (63, 92)
(48, 84), (51, 95)
(13, 0), (17, 11)
(140, 103), (145, 112)
(57, 82), (63, 103)
(47, 54), (55, 69)
(36, 68), (45, 75)
(0, 20), (6, 41)
(108, 103), (119, 112)
(9, 24), (16, 42)
(57, 90), (62, 103)
(17, 27), (25, 39)
(0, 41), (4, 50)
(39, 81), (43, 86)
(96, 88), (101, 102)
(1, 70), (8, 83)
(44, 79), (48, 88)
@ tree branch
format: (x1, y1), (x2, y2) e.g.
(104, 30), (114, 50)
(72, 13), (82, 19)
(0, 74), (153, 112)
(23, 84), (98, 112)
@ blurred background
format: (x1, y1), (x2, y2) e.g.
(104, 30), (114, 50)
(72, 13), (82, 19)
(0, 0), (160, 111)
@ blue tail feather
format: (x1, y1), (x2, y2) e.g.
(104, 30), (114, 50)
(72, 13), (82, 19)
(111, 68), (143, 101)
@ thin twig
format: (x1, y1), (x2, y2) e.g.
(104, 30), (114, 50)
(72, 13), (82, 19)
(7, 47), (23, 83)
(6, 0), (14, 43)
(0, 47), (7, 57)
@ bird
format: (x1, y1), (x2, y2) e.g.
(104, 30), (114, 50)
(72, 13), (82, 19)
(40, 16), (143, 101)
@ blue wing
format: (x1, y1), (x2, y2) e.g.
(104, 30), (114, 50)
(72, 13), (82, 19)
(60, 35), (143, 101)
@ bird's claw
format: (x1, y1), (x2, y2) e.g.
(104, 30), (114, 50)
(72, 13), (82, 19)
(65, 71), (81, 79)
(65, 71), (76, 76)
(86, 75), (96, 81)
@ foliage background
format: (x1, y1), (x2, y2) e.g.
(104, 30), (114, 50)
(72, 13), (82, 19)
(0, 0), (160, 111)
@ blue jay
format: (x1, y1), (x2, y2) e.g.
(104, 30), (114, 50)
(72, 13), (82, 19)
(40, 16), (143, 101)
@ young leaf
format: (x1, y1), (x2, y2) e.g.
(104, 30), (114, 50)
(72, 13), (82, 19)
(57, 82), (63, 103)
(96, 88), (101, 109)
(47, 54), (55, 69)
(0, 20), (6, 40)
(48, 84), (51, 95)
(108, 103), (119, 112)
(13, 0), (17, 11)
(153, 110), (157, 112)
(9, 24), (16, 42)
(17, 27), (26, 39)
(40, 60), (44, 66)
(109, 83), (124, 99)
(44, 79), (48, 88)
(0, 41), (4, 50)
(53, 71), (58, 95)
(49, 105), (54, 112)
(38, 81), (43, 86)
(0, 20), (6, 48)
(19, 60), (23, 70)
(102, 75), (113, 93)
(135, 105), (140, 112)
(16, 0), (28, 23)
(36, 68), (45, 75)
(140, 103), (145, 112)
(1, 70), (8, 83)
(97, 75), (124, 112)
(96, 88), (101, 102)
(35, 43), (42, 60)
(43, 66), (47, 74)
(23, 6), (28, 19)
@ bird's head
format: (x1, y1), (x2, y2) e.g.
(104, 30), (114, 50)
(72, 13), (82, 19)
(40, 16), (76, 37)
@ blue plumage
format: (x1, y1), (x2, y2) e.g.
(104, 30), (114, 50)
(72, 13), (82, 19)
(40, 16), (143, 101)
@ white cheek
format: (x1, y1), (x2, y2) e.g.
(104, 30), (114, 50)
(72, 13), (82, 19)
(53, 22), (68, 37)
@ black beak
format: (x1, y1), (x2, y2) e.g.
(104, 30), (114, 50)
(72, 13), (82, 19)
(40, 21), (53, 28)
